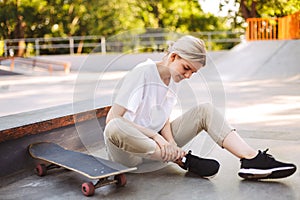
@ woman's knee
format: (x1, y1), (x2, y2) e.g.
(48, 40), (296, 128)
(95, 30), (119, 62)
(196, 102), (214, 115)
(104, 117), (126, 139)
(105, 118), (157, 155)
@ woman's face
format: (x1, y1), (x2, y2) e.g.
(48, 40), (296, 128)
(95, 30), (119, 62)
(169, 54), (203, 82)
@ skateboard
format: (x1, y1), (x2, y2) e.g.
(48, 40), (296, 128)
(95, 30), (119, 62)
(28, 142), (137, 196)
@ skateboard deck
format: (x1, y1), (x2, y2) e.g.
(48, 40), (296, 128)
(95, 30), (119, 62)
(28, 142), (137, 196)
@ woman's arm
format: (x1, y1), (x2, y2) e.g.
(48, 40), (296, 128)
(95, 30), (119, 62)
(106, 104), (165, 139)
(160, 120), (176, 145)
(160, 119), (186, 159)
(106, 104), (185, 161)
(106, 104), (126, 124)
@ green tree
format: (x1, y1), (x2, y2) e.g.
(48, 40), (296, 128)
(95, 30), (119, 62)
(239, 0), (300, 19)
(0, 0), (49, 39)
(1, 0), (229, 39)
(84, 0), (145, 37)
(1, 0), (234, 55)
(219, 0), (300, 23)
(134, 0), (230, 50)
(0, 0), (19, 39)
(135, 0), (228, 32)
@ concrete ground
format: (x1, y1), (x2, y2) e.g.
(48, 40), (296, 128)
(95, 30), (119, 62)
(1, 74), (299, 200)
(0, 40), (300, 199)
(0, 132), (299, 200)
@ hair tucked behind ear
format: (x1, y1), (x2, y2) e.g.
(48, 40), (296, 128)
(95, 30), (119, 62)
(167, 40), (175, 52)
(167, 35), (206, 66)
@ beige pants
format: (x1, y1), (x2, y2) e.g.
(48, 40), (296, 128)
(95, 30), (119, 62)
(104, 103), (234, 168)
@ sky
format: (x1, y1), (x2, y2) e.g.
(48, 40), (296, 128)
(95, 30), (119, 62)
(199, 0), (239, 17)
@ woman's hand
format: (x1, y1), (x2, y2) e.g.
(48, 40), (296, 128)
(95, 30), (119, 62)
(161, 143), (186, 162)
(152, 134), (185, 162)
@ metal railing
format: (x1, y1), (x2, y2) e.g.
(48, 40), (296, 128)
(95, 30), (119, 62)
(2, 57), (71, 74)
(1, 31), (245, 57)
(2, 35), (105, 57)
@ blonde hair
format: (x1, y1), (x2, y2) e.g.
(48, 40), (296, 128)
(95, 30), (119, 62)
(167, 35), (206, 66)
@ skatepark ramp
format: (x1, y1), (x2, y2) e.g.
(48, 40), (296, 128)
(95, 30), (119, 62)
(22, 39), (299, 82)
(0, 68), (22, 75)
(0, 57), (22, 75)
(211, 40), (300, 81)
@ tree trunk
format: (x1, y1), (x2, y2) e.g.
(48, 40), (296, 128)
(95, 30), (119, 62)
(14, 15), (26, 57)
(240, 0), (258, 19)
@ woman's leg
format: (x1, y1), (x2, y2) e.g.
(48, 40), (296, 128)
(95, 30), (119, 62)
(171, 103), (256, 159)
(222, 131), (257, 159)
(104, 117), (164, 167)
(171, 103), (232, 147)
(171, 103), (296, 179)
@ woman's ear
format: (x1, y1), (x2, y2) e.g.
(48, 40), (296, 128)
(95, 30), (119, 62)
(169, 53), (177, 62)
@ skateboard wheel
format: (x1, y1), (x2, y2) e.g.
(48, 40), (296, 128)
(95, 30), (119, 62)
(81, 182), (95, 196)
(114, 174), (127, 187)
(35, 164), (47, 176)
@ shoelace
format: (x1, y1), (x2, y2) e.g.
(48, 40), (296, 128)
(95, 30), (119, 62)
(262, 148), (275, 160)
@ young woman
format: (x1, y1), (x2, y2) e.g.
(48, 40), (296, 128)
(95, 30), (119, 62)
(104, 35), (296, 179)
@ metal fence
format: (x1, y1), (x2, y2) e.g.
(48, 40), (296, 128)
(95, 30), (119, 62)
(1, 31), (245, 57)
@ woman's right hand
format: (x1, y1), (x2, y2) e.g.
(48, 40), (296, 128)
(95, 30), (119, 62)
(152, 134), (185, 162)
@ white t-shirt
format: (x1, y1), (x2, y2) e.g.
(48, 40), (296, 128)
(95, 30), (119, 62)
(114, 59), (177, 132)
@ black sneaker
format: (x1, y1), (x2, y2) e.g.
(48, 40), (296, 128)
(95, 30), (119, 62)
(177, 150), (220, 178)
(238, 149), (297, 180)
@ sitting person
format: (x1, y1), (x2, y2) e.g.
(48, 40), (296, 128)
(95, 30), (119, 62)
(104, 35), (297, 179)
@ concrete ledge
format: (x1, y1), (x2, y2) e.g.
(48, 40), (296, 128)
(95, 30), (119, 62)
(0, 104), (110, 177)
(0, 104), (110, 143)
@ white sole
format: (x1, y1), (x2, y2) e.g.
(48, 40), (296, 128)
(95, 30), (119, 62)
(238, 166), (296, 179)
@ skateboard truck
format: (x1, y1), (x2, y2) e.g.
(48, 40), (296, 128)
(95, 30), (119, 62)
(81, 174), (127, 196)
(35, 163), (61, 176)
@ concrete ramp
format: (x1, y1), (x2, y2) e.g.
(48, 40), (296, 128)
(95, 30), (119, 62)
(0, 66), (22, 76)
(213, 40), (300, 81)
